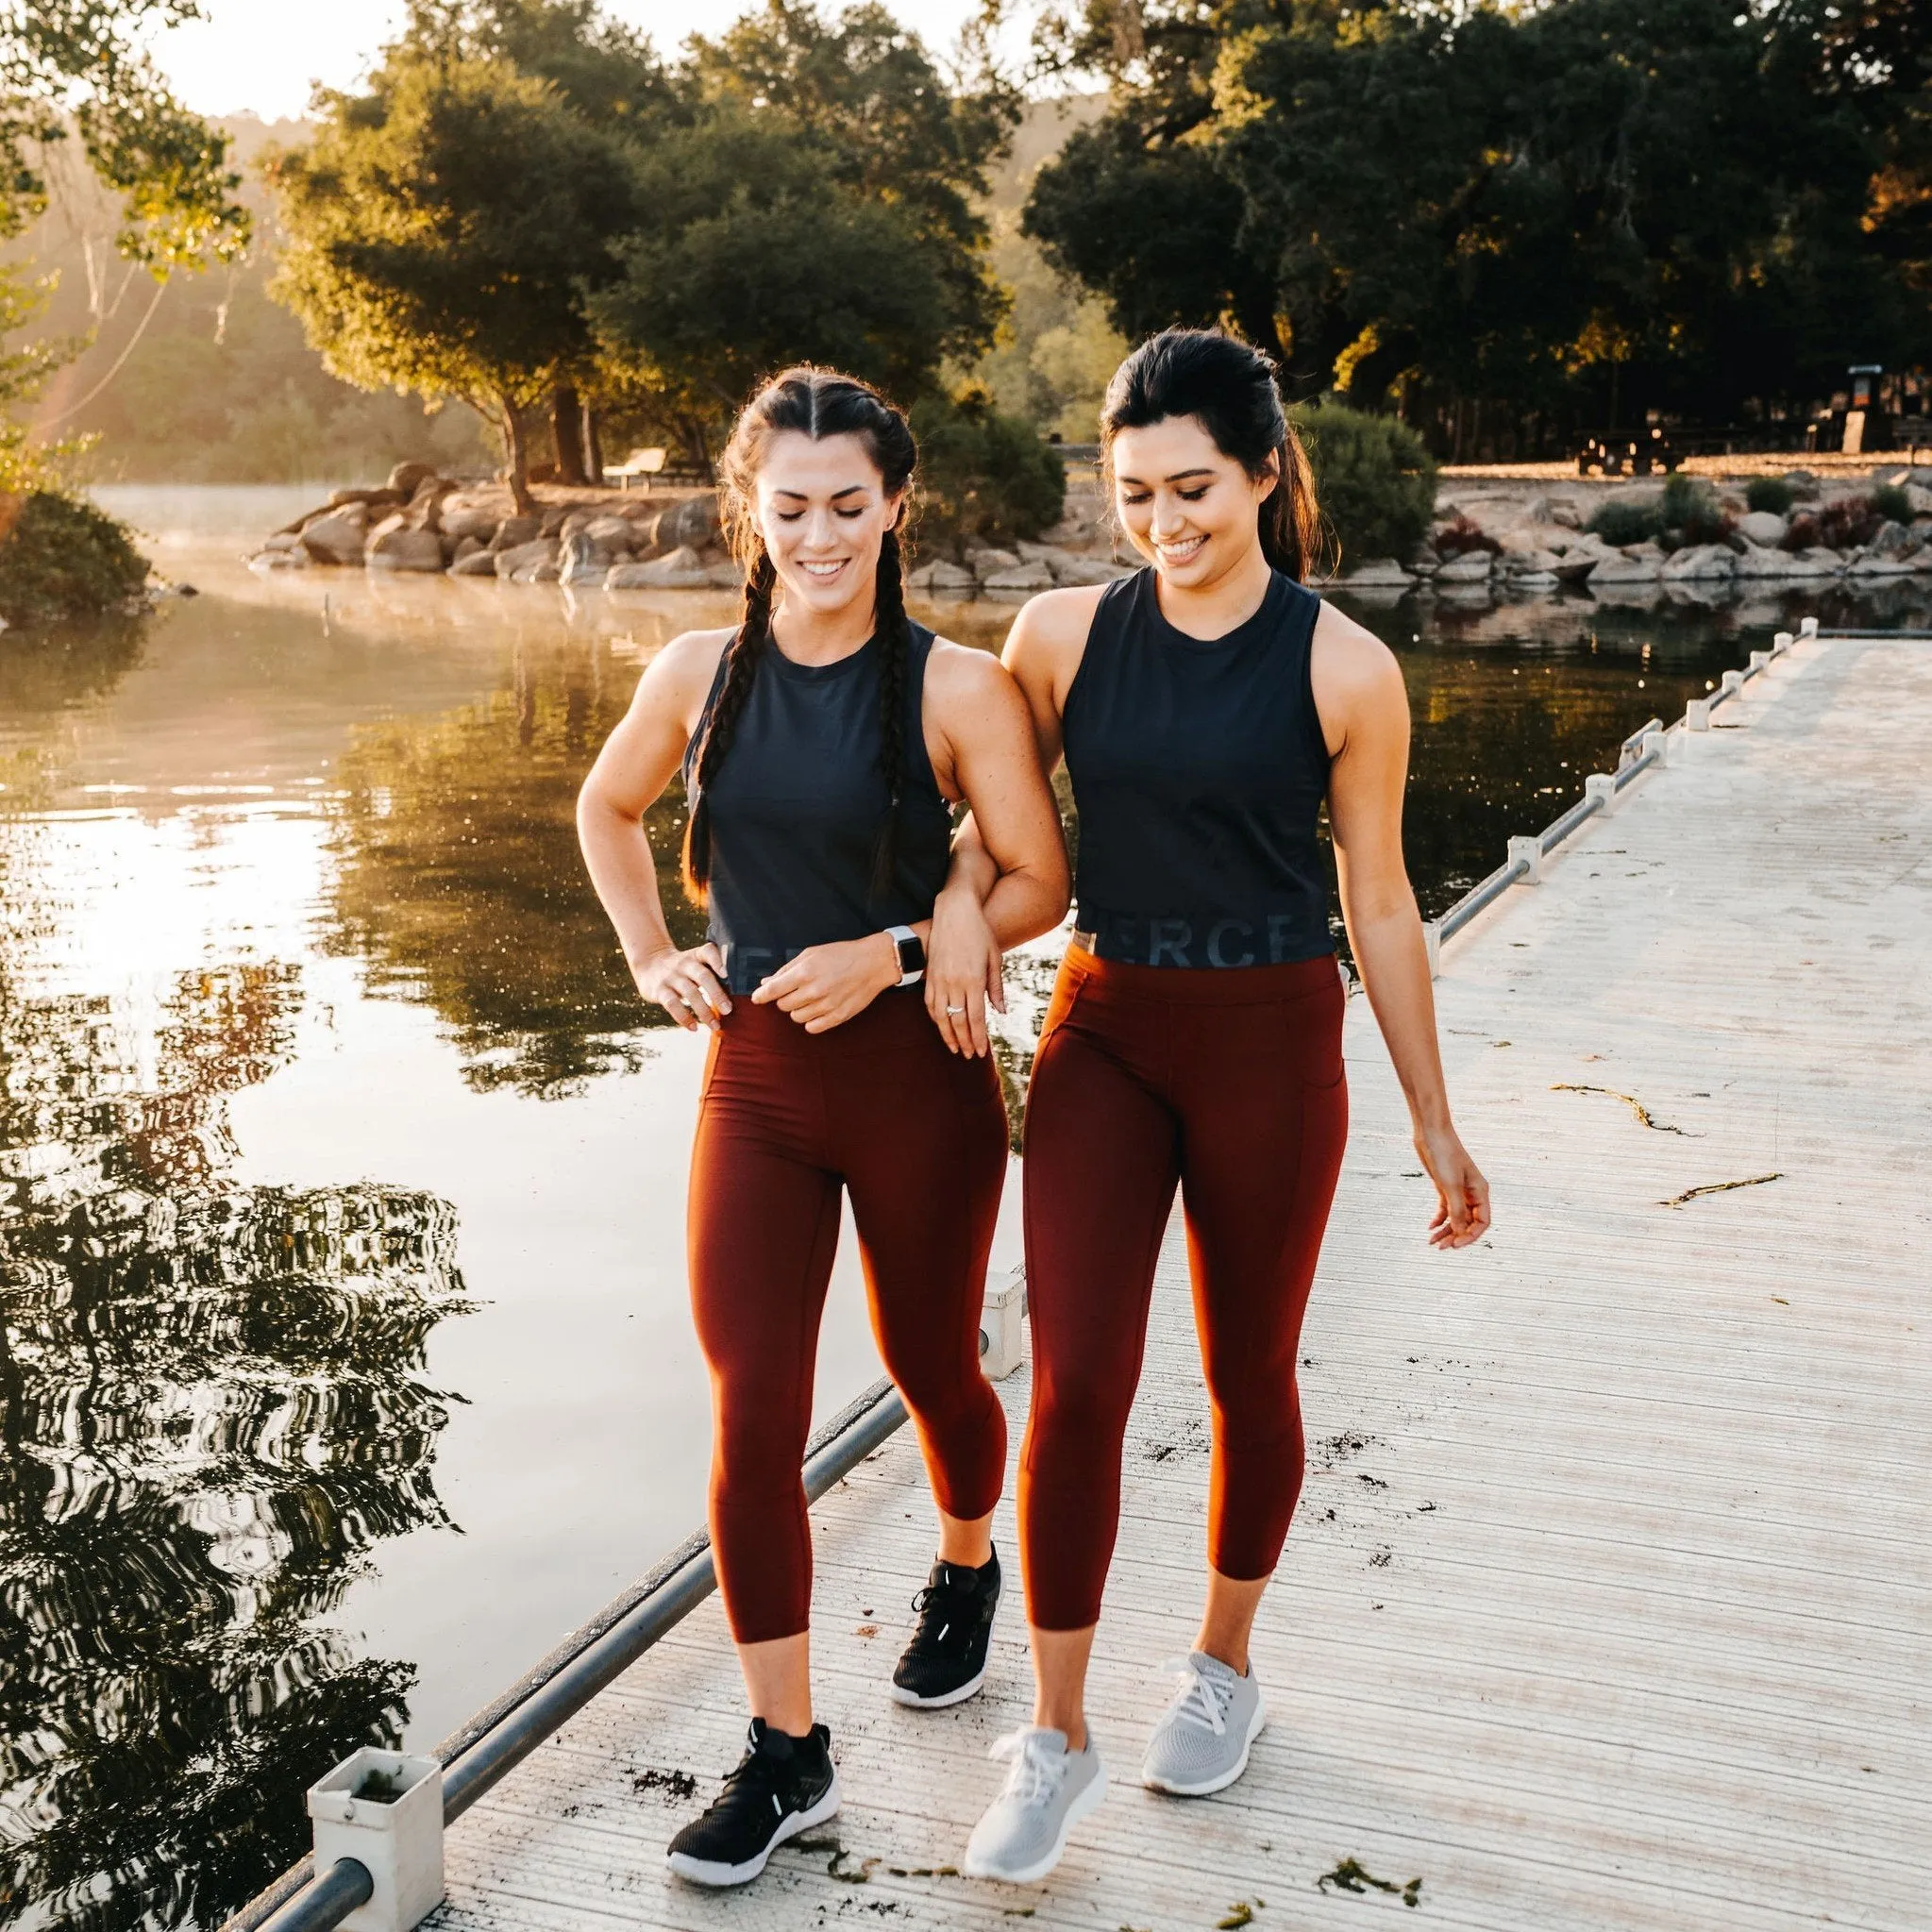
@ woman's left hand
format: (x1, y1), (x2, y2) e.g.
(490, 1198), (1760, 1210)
(750, 935), (899, 1033)
(1417, 1120), (1491, 1249)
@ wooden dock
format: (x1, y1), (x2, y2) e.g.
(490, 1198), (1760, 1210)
(429, 631), (1930, 1931)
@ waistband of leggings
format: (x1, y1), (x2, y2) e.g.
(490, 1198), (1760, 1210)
(1058, 942), (1343, 1007)
(712, 982), (934, 1054)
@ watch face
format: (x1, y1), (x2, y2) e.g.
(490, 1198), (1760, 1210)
(896, 931), (926, 975)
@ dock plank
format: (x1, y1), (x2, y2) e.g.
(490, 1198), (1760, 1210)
(431, 632), (1930, 1931)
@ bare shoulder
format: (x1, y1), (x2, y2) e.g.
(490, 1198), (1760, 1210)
(1312, 594), (1404, 716)
(1003, 583), (1109, 712)
(1007, 583), (1108, 660)
(638, 623), (734, 718)
(925, 634), (1020, 704)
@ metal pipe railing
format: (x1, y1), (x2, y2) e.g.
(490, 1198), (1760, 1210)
(224, 1376), (911, 1932)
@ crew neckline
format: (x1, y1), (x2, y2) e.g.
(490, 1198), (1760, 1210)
(764, 630), (877, 680)
(1143, 565), (1285, 650)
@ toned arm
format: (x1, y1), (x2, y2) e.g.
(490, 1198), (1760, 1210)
(576, 627), (735, 1030)
(1313, 601), (1490, 1247)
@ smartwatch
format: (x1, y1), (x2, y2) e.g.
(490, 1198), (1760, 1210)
(885, 924), (926, 986)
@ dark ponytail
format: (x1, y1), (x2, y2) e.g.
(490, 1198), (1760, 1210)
(1100, 328), (1323, 581)
(680, 366), (919, 906)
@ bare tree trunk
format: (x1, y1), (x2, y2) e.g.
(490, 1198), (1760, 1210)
(498, 397), (533, 515)
(550, 385), (590, 487)
(582, 406), (604, 487)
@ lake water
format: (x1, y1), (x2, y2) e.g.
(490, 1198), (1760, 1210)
(4, 488), (1922, 1928)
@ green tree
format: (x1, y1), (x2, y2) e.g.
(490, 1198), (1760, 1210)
(587, 114), (967, 455)
(1025, 0), (1932, 451)
(1, 1), (245, 518)
(267, 49), (642, 510)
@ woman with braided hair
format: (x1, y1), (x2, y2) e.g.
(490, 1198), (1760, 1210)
(578, 366), (1068, 1889)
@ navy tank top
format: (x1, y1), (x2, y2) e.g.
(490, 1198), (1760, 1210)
(683, 622), (953, 995)
(1062, 566), (1335, 968)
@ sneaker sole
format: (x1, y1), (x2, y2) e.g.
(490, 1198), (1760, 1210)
(1141, 1699), (1268, 1797)
(961, 1762), (1106, 1884)
(664, 1772), (842, 1888)
(888, 1662), (988, 1709)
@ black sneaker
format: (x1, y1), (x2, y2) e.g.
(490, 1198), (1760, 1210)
(664, 1718), (840, 1887)
(890, 1548), (1001, 1708)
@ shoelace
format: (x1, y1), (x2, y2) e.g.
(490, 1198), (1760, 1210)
(1158, 1655), (1235, 1737)
(987, 1728), (1068, 1806)
(907, 1572), (975, 1653)
(705, 1743), (792, 1827)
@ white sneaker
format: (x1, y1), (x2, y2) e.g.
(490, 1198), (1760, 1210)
(962, 1725), (1105, 1883)
(1139, 1652), (1266, 1795)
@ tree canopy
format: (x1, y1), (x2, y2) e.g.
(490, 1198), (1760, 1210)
(1025, 0), (1932, 454)
(266, 0), (1020, 486)
(267, 51), (641, 509)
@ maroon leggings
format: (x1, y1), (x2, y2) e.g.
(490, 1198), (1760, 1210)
(1018, 949), (1349, 1630)
(688, 988), (1009, 1644)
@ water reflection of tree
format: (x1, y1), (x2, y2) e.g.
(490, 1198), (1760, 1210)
(0, 955), (469, 1931)
(0, 613), (148, 809)
(326, 637), (701, 1100)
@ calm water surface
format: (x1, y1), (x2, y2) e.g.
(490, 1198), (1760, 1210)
(5, 492), (1918, 1927)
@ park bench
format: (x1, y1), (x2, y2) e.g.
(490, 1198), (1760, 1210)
(605, 445), (709, 492)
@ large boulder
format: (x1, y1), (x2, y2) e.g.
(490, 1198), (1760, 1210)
(299, 507), (370, 564)
(982, 563), (1054, 596)
(387, 461), (438, 497)
(606, 545), (710, 589)
(966, 546), (1022, 577)
(560, 517), (636, 583)
(1660, 543), (1735, 581)
(1732, 542), (1833, 580)
(490, 515), (543, 551)
(906, 559), (977, 593)
(403, 478), (459, 531)
(448, 548), (500, 578)
(659, 493), (721, 550)
(365, 517), (446, 572)
(442, 501), (505, 543)
(1587, 551), (1663, 584)
(1049, 555), (1134, 586)
(1435, 549), (1493, 583)
(1869, 519), (1916, 558)
(1340, 558), (1415, 588)
(1846, 547), (1914, 578)
(325, 485), (405, 513)
(494, 538), (557, 580)
(1738, 510), (1789, 547)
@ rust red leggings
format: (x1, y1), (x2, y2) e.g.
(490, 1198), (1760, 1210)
(1018, 949), (1349, 1630)
(688, 988), (1009, 1644)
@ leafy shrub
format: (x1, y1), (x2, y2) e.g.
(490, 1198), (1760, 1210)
(1290, 402), (1437, 570)
(1658, 473), (1733, 547)
(911, 393), (1066, 551)
(1870, 483), (1912, 527)
(1745, 477), (1794, 516)
(1587, 497), (1659, 546)
(0, 492), (150, 626)
(1780, 513), (1820, 552)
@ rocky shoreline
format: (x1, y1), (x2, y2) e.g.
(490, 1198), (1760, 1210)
(1341, 464), (1932, 598)
(249, 462), (1137, 596)
(250, 460), (1932, 604)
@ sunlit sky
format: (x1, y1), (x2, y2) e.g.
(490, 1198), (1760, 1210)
(150, 0), (1016, 122)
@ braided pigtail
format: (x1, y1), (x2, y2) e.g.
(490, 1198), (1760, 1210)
(868, 524), (912, 907)
(681, 550), (774, 902)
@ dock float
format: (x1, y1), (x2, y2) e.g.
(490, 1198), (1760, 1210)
(234, 624), (1931, 1931)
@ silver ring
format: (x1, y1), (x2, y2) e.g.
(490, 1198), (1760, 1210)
(945, 1003), (966, 1015)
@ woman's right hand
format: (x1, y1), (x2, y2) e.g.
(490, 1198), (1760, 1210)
(630, 942), (732, 1031)
(926, 884), (1003, 1057)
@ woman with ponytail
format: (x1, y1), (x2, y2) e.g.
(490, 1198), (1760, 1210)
(578, 367), (1067, 1889)
(933, 328), (1490, 1881)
